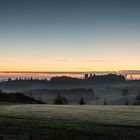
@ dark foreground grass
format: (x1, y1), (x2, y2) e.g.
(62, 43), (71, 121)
(0, 105), (140, 140)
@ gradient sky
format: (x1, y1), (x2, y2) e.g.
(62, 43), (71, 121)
(0, 0), (140, 72)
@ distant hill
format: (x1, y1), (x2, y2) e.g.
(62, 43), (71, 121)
(0, 90), (44, 104)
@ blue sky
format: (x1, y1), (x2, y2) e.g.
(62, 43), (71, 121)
(0, 0), (140, 71)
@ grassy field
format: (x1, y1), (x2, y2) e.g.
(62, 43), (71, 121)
(0, 105), (140, 140)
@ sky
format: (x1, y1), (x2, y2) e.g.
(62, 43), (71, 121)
(0, 0), (140, 72)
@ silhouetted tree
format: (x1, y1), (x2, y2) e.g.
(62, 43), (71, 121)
(79, 98), (86, 105)
(122, 89), (129, 105)
(8, 78), (12, 82)
(96, 96), (99, 104)
(134, 92), (140, 105)
(90, 74), (93, 78)
(104, 99), (107, 105)
(136, 92), (140, 101)
(54, 94), (68, 105)
(84, 74), (89, 79)
(38, 97), (45, 104)
(125, 98), (129, 105)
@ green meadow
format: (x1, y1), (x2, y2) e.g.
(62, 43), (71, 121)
(0, 105), (140, 140)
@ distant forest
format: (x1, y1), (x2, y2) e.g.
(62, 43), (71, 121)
(1, 74), (140, 91)
(0, 74), (127, 84)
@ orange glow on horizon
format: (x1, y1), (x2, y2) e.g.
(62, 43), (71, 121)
(0, 72), (140, 80)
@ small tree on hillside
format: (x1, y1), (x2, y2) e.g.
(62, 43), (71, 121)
(134, 92), (140, 105)
(79, 98), (86, 105)
(96, 96), (99, 105)
(122, 89), (129, 105)
(125, 98), (129, 105)
(104, 98), (107, 105)
(54, 94), (68, 105)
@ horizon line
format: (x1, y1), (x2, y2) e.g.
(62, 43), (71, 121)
(0, 70), (140, 74)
